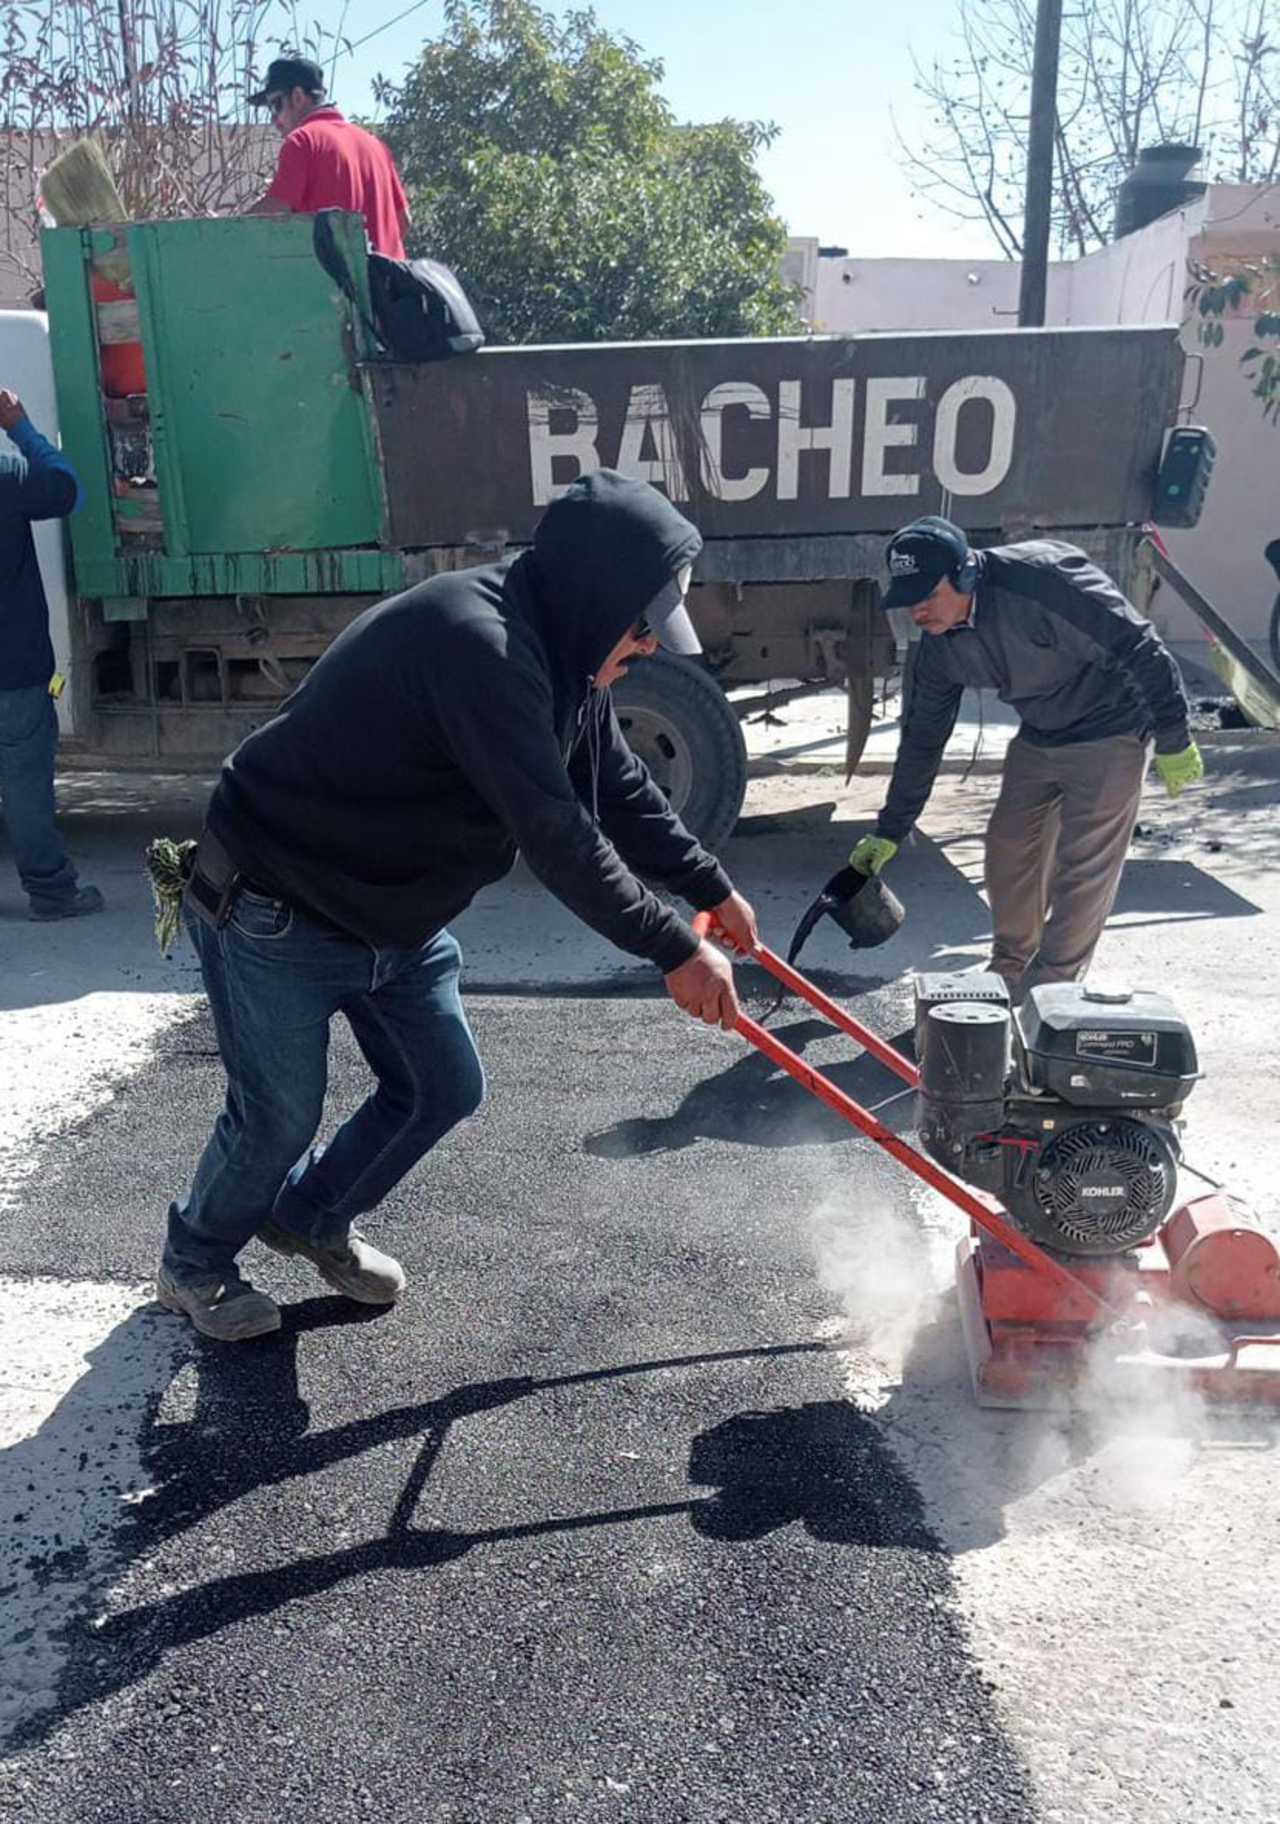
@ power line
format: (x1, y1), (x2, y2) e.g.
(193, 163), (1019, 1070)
(338, 0), (436, 58)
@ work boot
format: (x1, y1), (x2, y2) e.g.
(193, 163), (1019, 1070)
(257, 1219), (406, 1305)
(29, 884), (105, 922)
(155, 1263), (282, 1341)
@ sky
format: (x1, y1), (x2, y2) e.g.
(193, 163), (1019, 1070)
(298, 0), (1005, 261)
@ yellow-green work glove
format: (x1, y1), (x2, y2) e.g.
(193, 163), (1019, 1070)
(849, 835), (899, 876)
(1154, 742), (1204, 798)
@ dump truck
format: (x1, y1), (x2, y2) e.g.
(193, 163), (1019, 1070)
(29, 212), (1186, 845)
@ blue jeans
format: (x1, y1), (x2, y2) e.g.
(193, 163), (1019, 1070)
(0, 686), (78, 904)
(164, 887), (485, 1283)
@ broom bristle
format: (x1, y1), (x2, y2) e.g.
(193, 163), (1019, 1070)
(41, 138), (127, 227)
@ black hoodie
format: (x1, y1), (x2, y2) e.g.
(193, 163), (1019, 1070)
(205, 471), (732, 970)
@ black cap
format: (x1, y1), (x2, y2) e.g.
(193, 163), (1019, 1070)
(883, 515), (972, 610)
(250, 57), (326, 106)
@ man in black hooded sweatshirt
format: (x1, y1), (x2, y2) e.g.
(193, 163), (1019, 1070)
(159, 471), (756, 1341)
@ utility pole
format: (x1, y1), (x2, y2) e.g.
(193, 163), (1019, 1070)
(1018, 0), (1064, 327)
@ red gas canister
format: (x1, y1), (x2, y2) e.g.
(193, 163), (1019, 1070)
(91, 273), (148, 398)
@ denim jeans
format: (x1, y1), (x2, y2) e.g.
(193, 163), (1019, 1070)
(164, 886), (486, 1284)
(0, 685), (78, 905)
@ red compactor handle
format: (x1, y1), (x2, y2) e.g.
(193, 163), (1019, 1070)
(691, 910), (918, 1088)
(689, 910), (1124, 1318)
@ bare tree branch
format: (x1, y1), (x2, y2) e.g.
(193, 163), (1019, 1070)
(905, 0), (1278, 256)
(1189, 0), (1216, 145)
(0, 0), (352, 294)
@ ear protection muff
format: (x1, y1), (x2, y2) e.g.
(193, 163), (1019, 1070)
(954, 547), (979, 594)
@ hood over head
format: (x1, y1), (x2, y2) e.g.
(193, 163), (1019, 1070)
(525, 470), (703, 688)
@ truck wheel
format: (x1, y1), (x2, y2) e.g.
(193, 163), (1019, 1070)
(612, 652), (748, 851)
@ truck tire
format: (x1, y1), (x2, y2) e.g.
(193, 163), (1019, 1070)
(612, 652), (748, 851)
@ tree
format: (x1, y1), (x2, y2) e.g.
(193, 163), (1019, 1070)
(900, 0), (1280, 259)
(378, 0), (799, 343)
(1188, 253), (1280, 421)
(0, 0), (339, 294)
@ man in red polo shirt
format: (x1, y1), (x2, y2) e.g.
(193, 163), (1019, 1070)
(248, 57), (409, 259)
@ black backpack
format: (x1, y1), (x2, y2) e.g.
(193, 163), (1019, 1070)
(313, 210), (484, 363)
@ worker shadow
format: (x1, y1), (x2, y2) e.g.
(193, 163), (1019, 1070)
(686, 1400), (936, 1547)
(0, 772), (210, 1009)
(1111, 857), (1263, 922)
(1201, 777), (1280, 832)
(0, 1296), (387, 1754)
(0, 869), (204, 1016)
(4, 1302), (927, 1756)
(917, 836), (1267, 978)
(1202, 759), (1280, 812)
(0, 914), (204, 1014)
(584, 1014), (916, 1159)
(730, 799), (842, 838)
(916, 851), (1265, 971)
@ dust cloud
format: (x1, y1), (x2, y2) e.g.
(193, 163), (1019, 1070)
(808, 1187), (953, 1367)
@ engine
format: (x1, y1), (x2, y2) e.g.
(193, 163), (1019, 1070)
(913, 973), (1199, 1257)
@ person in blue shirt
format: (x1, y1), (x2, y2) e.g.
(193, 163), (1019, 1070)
(0, 387), (102, 920)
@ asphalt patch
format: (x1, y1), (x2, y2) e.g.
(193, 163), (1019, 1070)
(0, 994), (1035, 1824)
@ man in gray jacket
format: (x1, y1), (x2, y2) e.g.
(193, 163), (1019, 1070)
(849, 516), (1202, 999)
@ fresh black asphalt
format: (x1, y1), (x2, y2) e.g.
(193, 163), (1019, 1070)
(0, 964), (1036, 1824)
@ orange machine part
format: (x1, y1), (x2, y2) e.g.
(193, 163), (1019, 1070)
(1161, 1193), (1280, 1321)
(973, 1234), (1143, 1326)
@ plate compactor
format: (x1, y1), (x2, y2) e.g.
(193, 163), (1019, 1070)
(692, 913), (1280, 1410)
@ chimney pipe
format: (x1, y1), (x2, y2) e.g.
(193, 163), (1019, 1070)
(1114, 144), (1205, 240)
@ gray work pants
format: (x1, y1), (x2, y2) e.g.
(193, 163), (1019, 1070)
(984, 731), (1149, 999)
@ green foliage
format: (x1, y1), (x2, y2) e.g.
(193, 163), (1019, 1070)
(1187, 257), (1280, 425)
(379, 0), (799, 343)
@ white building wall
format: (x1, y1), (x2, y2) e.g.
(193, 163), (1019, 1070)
(810, 255), (1021, 332)
(1056, 207), (1192, 327)
(1197, 183), (1280, 255)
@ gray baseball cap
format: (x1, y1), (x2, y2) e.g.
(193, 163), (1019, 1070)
(639, 564), (700, 656)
